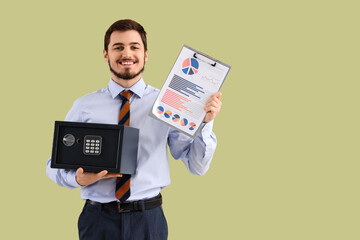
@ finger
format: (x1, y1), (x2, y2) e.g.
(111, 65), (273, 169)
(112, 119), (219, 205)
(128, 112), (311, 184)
(212, 92), (222, 100)
(205, 106), (219, 114)
(205, 100), (221, 110)
(204, 102), (221, 113)
(76, 167), (84, 176)
(207, 98), (221, 107)
(206, 92), (220, 102)
(97, 170), (108, 178)
(103, 173), (123, 179)
(206, 95), (222, 106)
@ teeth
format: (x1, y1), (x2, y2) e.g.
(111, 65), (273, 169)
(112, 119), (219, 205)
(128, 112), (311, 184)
(121, 62), (134, 65)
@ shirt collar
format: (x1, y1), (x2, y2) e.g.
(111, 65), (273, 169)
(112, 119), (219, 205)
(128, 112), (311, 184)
(108, 77), (146, 99)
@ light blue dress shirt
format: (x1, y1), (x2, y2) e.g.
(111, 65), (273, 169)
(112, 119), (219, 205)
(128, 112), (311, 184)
(46, 78), (217, 203)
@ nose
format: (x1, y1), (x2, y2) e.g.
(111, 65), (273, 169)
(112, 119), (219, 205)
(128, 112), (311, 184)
(121, 47), (132, 59)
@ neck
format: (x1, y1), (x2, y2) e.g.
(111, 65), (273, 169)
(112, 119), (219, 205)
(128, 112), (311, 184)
(111, 75), (142, 88)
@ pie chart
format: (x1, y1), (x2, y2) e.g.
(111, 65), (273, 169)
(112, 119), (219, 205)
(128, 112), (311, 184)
(156, 106), (164, 114)
(180, 118), (188, 126)
(182, 58), (199, 75)
(164, 110), (172, 118)
(189, 122), (196, 130)
(172, 114), (180, 122)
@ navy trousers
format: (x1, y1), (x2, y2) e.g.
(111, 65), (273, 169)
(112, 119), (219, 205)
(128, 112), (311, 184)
(78, 202), (168, 240)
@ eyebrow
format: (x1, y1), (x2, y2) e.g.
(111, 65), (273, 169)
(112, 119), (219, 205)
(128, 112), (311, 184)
(112, 42), (141, 47)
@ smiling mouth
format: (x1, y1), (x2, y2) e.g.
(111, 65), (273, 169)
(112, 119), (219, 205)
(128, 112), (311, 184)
(118, 60), (137, 66)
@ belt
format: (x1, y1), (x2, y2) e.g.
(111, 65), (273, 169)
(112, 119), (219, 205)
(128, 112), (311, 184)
(86, 194), (162, 213)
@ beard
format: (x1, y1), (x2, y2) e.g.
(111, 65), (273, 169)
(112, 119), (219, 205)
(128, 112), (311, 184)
(108, 59), (145, 80)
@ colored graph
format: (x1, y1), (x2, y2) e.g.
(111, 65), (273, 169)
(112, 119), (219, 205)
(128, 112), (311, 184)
(182, 58), (199, 75)
(189, 122), (196, 130)
(155, 105), (197, 132)
(169, 75), (205, 99)
(180, 118), (188, 126)
(157, 106), (164, 114)
(161, 89), (192, 113)
(201, 75), (220, 85)
(172, 114), (180, 122)
(164, 110), (172, 118)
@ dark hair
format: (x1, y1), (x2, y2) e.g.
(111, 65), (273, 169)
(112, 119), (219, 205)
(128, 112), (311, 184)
(104, 19), (147, 51)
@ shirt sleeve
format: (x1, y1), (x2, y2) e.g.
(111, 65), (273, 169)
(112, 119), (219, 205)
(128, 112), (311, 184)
(45, 99), (82, 189)
(167, 120), (217, 176)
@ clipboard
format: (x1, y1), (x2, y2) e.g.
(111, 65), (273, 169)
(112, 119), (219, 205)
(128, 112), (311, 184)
(150, 45), (231, 137)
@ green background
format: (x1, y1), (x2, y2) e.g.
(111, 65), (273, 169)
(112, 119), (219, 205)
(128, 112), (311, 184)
(1, 0), (359, 239)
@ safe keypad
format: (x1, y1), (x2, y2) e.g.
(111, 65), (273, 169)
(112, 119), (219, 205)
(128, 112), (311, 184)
(83, 135), (102, 155)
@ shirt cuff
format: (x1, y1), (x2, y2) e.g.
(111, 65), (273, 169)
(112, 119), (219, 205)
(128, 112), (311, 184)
(197, 120), (216, 153)
(67, 170), (82, 188)
(199, 120), (214, 139)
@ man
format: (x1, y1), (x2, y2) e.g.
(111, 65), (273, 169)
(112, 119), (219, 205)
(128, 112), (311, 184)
(46, 19), (222, 240)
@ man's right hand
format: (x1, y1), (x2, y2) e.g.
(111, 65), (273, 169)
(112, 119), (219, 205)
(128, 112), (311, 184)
(76, 168), (123, 186)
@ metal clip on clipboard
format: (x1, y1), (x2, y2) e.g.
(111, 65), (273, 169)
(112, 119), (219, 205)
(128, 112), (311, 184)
(193, 52), (217, 67)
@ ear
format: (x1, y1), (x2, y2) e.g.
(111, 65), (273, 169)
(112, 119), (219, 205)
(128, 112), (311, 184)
(144, 50), (148, 62)
(103, 49), (108, 62)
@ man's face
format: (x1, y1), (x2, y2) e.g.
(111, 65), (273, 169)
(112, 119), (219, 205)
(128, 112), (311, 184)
(104, 30), (148, 82)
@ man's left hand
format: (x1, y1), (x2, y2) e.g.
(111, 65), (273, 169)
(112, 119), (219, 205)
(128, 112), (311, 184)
(204, 92), (222, 123)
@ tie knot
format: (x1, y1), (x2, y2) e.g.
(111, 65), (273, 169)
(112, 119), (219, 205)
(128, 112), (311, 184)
(120, 91), (131, 100)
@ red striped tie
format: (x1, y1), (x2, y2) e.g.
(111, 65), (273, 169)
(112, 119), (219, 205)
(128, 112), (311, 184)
(115, 91), (131, 201)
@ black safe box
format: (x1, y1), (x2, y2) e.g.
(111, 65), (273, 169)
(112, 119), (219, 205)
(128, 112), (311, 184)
(51, 121), (139, 174)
